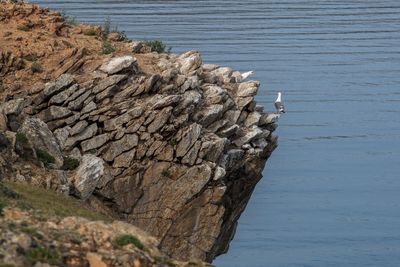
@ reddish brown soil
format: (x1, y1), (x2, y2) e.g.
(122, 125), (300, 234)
(0, 3), (160, 100)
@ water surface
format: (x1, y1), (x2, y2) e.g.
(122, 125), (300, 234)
(31, 1), (400, 266)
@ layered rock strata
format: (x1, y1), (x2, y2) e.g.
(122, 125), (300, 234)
(0, 2), (279, 262)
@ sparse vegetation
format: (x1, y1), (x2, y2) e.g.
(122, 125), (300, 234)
(62, 157), (80, 170)
(61, 10), (78, 26)
(23, 54), (37, 62)
(111, 25), (128, 41)
(4, 181), (111, 221)
(102, 40), (115, 54)
(169, 138), (178, 147)
(17, 25), (30, 32)
(16, 132), (29, 145)
(83, 28), (97, 36)
(161, 169), (171, 178)
(144, 40), (171, 54)
(35, 149), (55, 168)
(25, 246), (60, 265)
(103, 16), (111, 37)
(21, 227), (43, 239)
(113, 234), (145, 250)
(31, 61), (43, 73)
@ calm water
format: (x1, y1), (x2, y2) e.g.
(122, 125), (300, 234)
(32, 1), (400, 266)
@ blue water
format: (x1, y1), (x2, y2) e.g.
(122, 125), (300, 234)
(32, 1), (400, 266)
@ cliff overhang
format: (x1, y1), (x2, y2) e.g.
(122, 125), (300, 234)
(0, 2), (279, 262)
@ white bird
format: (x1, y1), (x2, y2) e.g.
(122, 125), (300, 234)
(241, 70), (254, 80)
(275, 92), (285, 114)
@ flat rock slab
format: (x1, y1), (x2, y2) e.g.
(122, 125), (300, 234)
(99, 56), (137, 75)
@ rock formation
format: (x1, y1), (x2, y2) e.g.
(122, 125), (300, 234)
(0, 2), (279, 263)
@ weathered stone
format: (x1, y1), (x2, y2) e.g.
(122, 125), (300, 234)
(237, 81), (259, 97)
(0, 111), (7, 132)
(142, 74), (161, 94)
(67, 90), (91, 110)
(43, 74), (75, 97)
(259, 113), (280, 125)
(245, 112), (262, 127)
(81, 101), (97, 114)
(103, 134), (138, 162)
(147, 107), (172, 133)
(174, 90), (201, 113)
(71, 154), (104, 199)
(211, 67), (233, 84)
(146, 140), (164, 158)
(81, 134), (109, 152)
(92, 74), (126, 95)
(1, 98), (24, 115)
(199, 138), (226, 162)
(19, 118), (64, 167)
(203, 85), (227, 105)
(54, 126), (71, 149)
(182, 141), (201, 166)
(195, 104), (224, 127)
(104, 107), (143, 131)
(48, 84), (78, 105)
(176, 123), (202, 158)
(65, 123), (98, 149)
(70, 120), (88, 136)
(113, 174), (142, 213)
(156, 145), (174, 162)
(61, 112), (79, 126)
(221, 149), (245, 170)
(152, 95), (181, 109)
(0, 133), (11, 152)
(202, 64), (219, 72)
(39, 106), (72, 122)
(236, 96), (254, 111)
(233, 126), (263, 147)
(66, 86), (87, 103)
(178, 51), (202, 74)
(213, 166), (226, 181)
(113, 149), (136, 168)
(218, 124), (239, 138)
(99, 56), (137, 75)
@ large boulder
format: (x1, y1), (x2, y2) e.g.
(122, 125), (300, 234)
(18, 118), (64, 167)
(71, 154), (104, 200)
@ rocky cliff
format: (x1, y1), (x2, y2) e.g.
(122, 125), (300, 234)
(0, 2), (279, 263)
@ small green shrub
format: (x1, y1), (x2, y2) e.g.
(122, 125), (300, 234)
(83, 28), (97, 36)
(111, 25), (128, 41)
(161, 169), (171, 178)
(16, 132), (29, 145)
(21, 227), (43, 239)
(65, 16), (78, 25)
(25, 247), (60, 265)
(113, 234), (145, 250)
(62, 157), (80, 170)
(23, 54), (37, 62)
(31, 61), (43, 73)
(144, 40), (171, 54)
(102, 40), (115, 54)
(61, 10), (78, 26)
(35, 149), (55, 168)
(17, 25), (30, 32)
(169, 138), (178, 147)
(103, 16), (111, 37)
